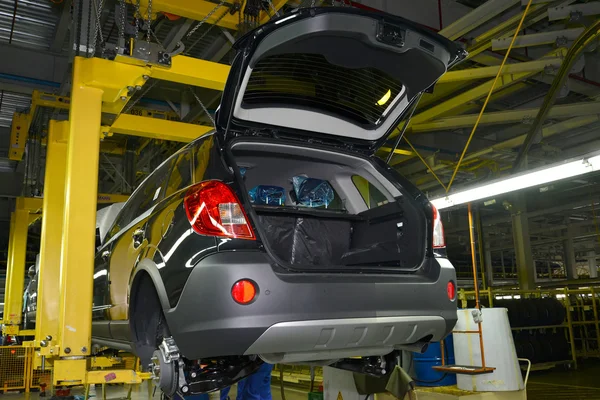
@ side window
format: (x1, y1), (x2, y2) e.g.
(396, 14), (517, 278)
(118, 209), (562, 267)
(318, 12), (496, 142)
(107, 157), (177, 240)
(352, 175), (389, 209)
(165, 149), (193, 197)
(192, 135), (214, 183)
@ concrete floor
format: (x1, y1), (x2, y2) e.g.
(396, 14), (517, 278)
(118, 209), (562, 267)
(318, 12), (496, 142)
(526, 360), (600, 399)
(5, 364), (600, 400)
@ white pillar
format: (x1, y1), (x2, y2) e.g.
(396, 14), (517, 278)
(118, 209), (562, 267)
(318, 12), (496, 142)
(588, 251), (598, 278)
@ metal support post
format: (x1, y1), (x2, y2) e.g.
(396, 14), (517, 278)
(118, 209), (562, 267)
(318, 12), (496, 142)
(2, 206), (29, 328)
(563, 223), (578, 280)
(511, 194), (535, 290)
(57, 57), (103, 361)
(35, 121), (69, 346)
(484, 242), (493, 287)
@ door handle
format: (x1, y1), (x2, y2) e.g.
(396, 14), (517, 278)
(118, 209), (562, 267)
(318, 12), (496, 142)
(101, 250), (111, 261)
(132, 228), (145, 249)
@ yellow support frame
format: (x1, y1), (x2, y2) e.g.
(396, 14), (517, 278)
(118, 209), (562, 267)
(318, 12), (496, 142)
(107, 114), (213, 142)
(35, 121), (69, 347)
(2, 197), (40, 330)
(133, 0), (287, 30)
(8, 113), (30, 161)
(57, 58), (103, 359)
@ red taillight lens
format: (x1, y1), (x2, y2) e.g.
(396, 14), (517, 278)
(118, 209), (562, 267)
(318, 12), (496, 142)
(447, 281), (456, 301)
(184, 181), (255, 240)
(432, 204), (446, 249)
(231, 280), (257, 304)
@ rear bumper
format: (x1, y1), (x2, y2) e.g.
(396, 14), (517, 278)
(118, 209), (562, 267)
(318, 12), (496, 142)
(165, 251), (457, 361)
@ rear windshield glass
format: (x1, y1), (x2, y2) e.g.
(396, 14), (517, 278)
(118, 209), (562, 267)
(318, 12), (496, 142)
(243, 53), (404, 127)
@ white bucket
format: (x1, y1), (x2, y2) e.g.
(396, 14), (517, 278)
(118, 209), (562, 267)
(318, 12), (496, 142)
(453, 308), (524, 392)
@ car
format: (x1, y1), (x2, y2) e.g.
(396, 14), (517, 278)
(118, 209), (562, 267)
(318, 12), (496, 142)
(41, 6), (465, 396)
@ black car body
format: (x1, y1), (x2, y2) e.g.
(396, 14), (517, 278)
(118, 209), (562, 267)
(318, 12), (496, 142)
(88, 6), (465, 395)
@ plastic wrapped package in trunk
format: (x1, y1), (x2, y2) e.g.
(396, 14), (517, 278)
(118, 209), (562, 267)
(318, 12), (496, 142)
(258, 215), (351, 268)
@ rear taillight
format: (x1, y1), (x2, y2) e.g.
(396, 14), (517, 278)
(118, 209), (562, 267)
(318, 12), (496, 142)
(432, 204), (446, 249)
(184, 180), (255, 240)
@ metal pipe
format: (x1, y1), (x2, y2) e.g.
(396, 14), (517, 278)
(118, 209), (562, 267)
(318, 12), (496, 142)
(468, 203), (486, 368)
(385, 94), (422, 164)
(446, 0), (534, 193)
(514, 18), (600, 169)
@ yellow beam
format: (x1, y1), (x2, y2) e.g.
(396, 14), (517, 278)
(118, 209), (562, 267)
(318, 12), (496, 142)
(58, 57), (103, 358)
(378, 147), (413, 156)
(133, 0), (241, 30)
(411, 72), (533, 125)
(412, 101), (600, 132)
(2, 208), (29, 326)
(35, 120), (69, 346)
(411, 49), (567, 126)
(150, 55), (229, 91)
(108, 114), (213, 142)
(9, 113), (30, 161)
(438, 56), (564, 83)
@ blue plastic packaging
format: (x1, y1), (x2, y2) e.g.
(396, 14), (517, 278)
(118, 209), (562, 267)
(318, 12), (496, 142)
(249, 185), (286, 206)
(292, 176), (335, 208)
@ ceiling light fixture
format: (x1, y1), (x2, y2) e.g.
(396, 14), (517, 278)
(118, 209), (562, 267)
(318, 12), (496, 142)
(431, 154), (600, 210)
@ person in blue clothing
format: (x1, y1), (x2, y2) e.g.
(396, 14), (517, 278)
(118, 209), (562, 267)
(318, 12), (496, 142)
(220, 363), (274, 400)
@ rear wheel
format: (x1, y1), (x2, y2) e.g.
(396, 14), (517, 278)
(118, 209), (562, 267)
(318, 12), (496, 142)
(129, 273), (170, 370)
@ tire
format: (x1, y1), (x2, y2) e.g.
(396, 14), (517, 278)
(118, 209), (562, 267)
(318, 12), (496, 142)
(129, 273), (171, 371)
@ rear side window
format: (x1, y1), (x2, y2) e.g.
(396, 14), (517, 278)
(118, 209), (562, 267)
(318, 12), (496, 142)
(352, 176), (389, 209)
(165, 149), (193, 197)
(107, 157), (176, 240)
(192, 135), (214, 183)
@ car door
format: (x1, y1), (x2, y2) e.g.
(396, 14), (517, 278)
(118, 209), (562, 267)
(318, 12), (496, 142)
(106, 156), (177, 341)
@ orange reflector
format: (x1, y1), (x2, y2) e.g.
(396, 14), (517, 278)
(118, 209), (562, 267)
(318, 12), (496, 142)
(447, 281), (456, 300)
(231, 280), (257, 304)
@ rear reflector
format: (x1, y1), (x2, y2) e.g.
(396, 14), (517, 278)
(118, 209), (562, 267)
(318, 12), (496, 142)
(447, 281), (456, 301)
(231, 280), (257, 304)
(184, 181), (255, 240)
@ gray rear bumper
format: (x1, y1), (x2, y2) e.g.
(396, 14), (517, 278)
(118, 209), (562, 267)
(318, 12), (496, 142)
(165, 251), (456, 361)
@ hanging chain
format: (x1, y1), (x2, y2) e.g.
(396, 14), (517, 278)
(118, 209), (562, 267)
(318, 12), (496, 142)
(122, 80), (158, 115)
(117, 0), (127, 53)
(134, 0), (141, 41)
(186, 1), (226, 40)
(267, 0), (281, 17)
(189, 88), (215, 127)
(91, 0), (105, 57)
(185, 6), (230, 55)
(146, 0), (152, 48)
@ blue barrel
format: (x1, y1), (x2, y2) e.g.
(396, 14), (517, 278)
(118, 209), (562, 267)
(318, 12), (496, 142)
(413, 336), (457, 387)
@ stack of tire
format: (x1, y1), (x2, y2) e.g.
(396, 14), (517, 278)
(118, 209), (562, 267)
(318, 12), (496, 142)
(465, 298), (569, 364)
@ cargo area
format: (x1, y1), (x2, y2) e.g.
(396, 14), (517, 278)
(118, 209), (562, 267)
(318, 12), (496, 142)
(229, 140), (427, 271)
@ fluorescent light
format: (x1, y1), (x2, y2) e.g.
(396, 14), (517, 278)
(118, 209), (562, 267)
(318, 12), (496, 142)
(432, 154), (600, 210)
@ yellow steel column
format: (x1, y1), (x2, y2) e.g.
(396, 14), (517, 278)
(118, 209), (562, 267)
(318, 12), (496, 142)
(35, 121), (69, 344)
(57, 57), (102, 358)
(2, 214), (15, 324)
(3, 206), (29, 328)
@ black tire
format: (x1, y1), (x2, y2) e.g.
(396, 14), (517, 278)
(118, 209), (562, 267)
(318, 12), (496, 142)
(129, 273), (170, 371)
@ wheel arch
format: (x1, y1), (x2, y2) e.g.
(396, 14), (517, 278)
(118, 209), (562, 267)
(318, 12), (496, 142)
(129, 258), (171, 314)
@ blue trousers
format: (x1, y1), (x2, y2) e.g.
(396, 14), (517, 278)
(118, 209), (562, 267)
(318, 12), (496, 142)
(220, 363), (274, 400)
